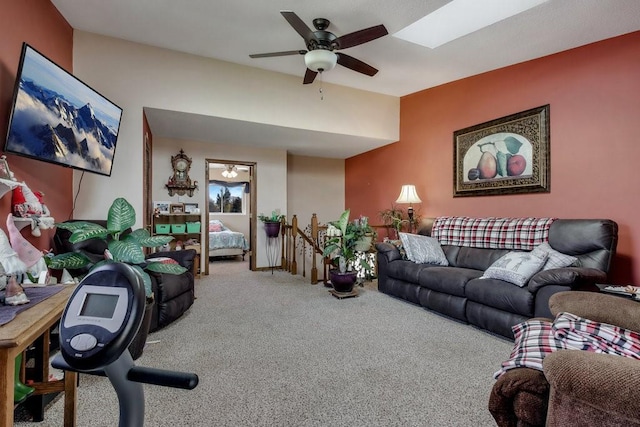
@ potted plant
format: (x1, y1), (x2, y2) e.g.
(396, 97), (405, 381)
(258, 211), (285, 238)
(323, 209), (372, 293)
(353, 215), (375, 252)
(378, 205), (423, 238)
(378, 204), (408, 239)
(48, 198), (187, 358)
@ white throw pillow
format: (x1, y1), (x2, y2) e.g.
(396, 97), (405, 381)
(482, 251), (548, 287)
(531, 242), (578, 270)
(399, 233), (448, 266)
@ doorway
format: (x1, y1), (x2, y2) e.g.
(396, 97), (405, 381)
(205, 159), (256, 274)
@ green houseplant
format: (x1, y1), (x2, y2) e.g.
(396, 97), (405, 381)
(48, 198), (187, 299)
(378, 204), (408, 239)
(322, 209), (372, 292)
(353, 215), (375, 252)
(258, 210), (285, 238)
(378, 205), (422, 238)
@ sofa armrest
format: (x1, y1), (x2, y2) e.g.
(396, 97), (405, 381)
(375, 242), (402, 263)
(527, 267), (606, 293)
(147, 249), (196, 272)
(543, 350), (640, 420)
(489, 367), (549, 427)
(549, 291), (640, 331)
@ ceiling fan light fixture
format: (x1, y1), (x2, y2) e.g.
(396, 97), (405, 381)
(222, 165), (238, 178)
(304, 50), (337, 72)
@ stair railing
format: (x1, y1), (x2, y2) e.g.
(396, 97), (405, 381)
(281, 214), (329, 284)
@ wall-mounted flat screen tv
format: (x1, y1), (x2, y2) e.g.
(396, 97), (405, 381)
(4, 43), (122, 176)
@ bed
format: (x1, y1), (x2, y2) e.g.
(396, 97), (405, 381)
(208, 220), (249, 259)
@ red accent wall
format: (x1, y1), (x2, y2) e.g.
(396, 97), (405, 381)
(347, 31), (640, 284)
(0, 0), (73, 249)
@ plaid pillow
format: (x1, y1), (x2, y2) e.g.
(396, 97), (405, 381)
(432, 216), (555, 250)
(494, 319), (567, 378)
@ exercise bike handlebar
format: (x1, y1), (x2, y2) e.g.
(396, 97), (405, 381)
(53, 354), (198, 390)
(127, 366), (199, 390)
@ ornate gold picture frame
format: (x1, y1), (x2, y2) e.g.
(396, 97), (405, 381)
(453, 105), (550, 197)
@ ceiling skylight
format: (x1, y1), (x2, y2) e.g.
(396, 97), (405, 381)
(393, 0), (550, 49)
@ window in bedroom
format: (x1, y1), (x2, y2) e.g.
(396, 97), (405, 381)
(209, 181), (247, 214)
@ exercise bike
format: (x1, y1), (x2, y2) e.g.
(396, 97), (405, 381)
(52, 263), (198, 427)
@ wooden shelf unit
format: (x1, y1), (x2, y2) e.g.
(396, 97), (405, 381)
(152, 213), (203, 276)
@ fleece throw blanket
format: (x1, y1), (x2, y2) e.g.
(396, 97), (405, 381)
(494, 312), (640, 378)
(431, 216), (555, 251)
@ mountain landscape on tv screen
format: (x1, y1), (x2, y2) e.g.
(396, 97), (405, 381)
(6, 78), (118, 175)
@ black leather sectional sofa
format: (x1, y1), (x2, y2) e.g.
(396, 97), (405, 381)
(53, 220), (196, 333)
(375, 218), (619, 339)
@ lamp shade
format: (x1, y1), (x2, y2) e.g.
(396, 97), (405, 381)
(304, 50), (337, 72)
(396, 185), (422, 204)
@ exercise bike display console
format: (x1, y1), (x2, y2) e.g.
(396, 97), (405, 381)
(60, 264), (144, 371)
(53, 263), (198, 427)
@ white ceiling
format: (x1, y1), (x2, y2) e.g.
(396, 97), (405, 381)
(51, 0), (640, 158)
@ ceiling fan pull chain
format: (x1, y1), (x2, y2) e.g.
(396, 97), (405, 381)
(319, 72), (324, 100)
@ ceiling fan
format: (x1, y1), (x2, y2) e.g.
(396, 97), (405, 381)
(250, 11), (388, 84)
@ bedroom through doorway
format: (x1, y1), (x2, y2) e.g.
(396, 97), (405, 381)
(205, 160), (256, 274)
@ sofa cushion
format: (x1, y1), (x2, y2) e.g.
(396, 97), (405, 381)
(387, 259), (434, 284)
(399, 233), (448, 266)
(418, 266), (482, 297)
(482, 251), (548, 287)
(531, 242), (578, 270)
(465, 278), (535, 317)
(454, 246), (510, 270)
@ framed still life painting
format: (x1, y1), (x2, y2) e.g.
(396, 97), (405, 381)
(453, 105), (550, 197)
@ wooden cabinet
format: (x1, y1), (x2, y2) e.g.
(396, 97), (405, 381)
(152, 213), (203, 276)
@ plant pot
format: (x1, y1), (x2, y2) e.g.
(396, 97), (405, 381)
(355, 235), (373, 252)
(329, 270), (358, 293)
(264, 221), (281, 238)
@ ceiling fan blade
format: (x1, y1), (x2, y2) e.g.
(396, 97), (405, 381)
(281, 11), (316, 45)
(336, 53), (378, 76)
(334, 24), (388, 50)
(249, 50), (306, 58)
(303, 68), (318, 84)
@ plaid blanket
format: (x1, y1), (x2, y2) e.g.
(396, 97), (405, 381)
(553, 312), (640, 357)
(494, 312), (640, 378)
(431, 216), (556, 250)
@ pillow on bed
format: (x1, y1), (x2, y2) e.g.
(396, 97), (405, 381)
(209, 219), (228, 232)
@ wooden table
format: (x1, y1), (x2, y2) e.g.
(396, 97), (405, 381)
(0, 285), (77, 427)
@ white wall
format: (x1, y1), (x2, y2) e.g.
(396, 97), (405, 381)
(71, 32), (397, 218)
(287, 155), (345, 280)
(69, 32), (398, 268)
(154, 137), (286, 268)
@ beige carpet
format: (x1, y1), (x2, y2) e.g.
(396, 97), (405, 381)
(17, 259), (512, 426)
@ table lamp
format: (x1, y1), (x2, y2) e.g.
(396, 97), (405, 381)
(396, 185), (422, 232)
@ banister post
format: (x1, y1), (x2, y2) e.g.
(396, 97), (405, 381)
(311, 213), (318, 284)
(281, 216), (287, 270)
(290, 215), (297, 275)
